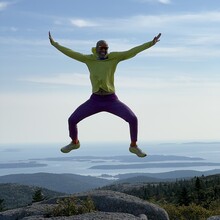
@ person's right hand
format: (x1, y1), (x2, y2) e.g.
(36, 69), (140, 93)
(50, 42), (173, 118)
(152, 33), (161, 45)
(48, 31), (54, 44)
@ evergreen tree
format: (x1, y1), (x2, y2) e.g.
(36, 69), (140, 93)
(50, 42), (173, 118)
(195, 177), (202, 192)
(194, 177), (205, 205)
(0, 199), (4, 212)
(32, 189), (45, 203)
(178, 186), (191, 206)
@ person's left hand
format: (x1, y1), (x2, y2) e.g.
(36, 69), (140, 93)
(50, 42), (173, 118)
(152, 33), (161, 45)
(48, 31), (54, 44)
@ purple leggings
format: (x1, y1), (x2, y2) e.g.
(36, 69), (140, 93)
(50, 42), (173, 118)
(68, 93), (138, 142)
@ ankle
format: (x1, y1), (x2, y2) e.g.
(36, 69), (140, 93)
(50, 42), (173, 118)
(72, 139), (79, 144)
(130, 142), (137, 147)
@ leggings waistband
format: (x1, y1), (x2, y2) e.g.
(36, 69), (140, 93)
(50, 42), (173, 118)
(93, 88), (114, 96)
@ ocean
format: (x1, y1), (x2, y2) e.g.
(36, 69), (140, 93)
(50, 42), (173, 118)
(0, 141), (220, 178)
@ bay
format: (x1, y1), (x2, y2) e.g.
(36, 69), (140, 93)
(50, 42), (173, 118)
(0, 141), (220, 178)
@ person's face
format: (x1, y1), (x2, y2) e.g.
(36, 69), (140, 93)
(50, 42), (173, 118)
(96, 41), (108, 59)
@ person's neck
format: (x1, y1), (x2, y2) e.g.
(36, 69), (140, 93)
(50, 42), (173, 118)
(98, 57), (107, 60)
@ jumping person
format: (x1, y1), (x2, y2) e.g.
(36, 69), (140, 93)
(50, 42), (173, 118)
(49, 32), (161, 157)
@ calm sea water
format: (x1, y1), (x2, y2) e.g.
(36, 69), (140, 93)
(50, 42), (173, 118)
(0, 141), (220, 177)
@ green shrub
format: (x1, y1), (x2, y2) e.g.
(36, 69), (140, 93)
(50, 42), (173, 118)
(161, 204), (183, 220)
(162, 203), (215, 220)
(50, 196), (96, 217)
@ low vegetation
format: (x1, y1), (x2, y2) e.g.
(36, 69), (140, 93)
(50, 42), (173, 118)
(32, 189), (46, 203)
(0, 183), (64, 211)
(103, 174), (220, 219)
(1, 174), (220, 219)
(46, 196), (96, 217)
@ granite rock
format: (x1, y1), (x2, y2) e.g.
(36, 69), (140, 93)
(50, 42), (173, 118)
(0, 190), (169, 220)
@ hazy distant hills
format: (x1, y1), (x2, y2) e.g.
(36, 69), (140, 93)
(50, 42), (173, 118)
(0, 173), (113, 194)
(0, 183), (64, 210)
(113, 169), (220, 183)
(0, 169), (220, 195)
(0, 170), (220, 211)
(90, 162), (220, 170)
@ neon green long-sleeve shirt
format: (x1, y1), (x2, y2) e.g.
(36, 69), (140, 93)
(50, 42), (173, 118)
(51, 40), (154, 93)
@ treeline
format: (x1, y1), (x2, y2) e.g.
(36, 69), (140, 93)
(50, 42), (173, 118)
(104, 174), (220, 219)
(135, 175), (220, 208)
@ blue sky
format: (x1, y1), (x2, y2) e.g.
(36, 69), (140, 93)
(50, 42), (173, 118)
(1, 0), (220, 144)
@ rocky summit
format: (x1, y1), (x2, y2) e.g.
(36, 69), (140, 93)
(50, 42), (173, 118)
(0, 190), (169, 220)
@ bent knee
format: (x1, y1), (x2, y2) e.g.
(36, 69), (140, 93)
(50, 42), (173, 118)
(68, 115), (78, 125)
(128, 114), (138, 125)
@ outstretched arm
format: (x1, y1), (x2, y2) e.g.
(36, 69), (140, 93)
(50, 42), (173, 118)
(115, 33), (162, 61)
(48, 31), (87, 63)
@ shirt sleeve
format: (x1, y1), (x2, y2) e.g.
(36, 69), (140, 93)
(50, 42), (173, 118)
(51, 41), (88, 63)
(113, 41), (154, 61)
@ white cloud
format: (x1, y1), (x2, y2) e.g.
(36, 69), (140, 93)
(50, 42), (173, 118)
(70, 19), (99, 28)
(20, 72), (220, 90)
(188, 35), (218, 45)
(124, 11), (220, 29)
(0, 2), (9, 11)
(2, 72), (220, 144)
(133, 0), (171, 4)
(0, 37), (48, 46)
(62, 11), (220, 35)
(20, 73), (90, 87)
(117, 75), (220, 90)
(10, 27), (18, 31)
(158, 0), (171, 4)
(144, 46), (220, 59)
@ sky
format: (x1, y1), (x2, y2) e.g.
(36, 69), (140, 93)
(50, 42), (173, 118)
(0, 0), (220, 145)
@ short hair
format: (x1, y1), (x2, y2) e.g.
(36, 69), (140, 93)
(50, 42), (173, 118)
(96, 40), (108, 48)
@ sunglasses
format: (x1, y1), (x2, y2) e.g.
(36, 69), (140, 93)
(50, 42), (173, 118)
(98, 46), (109, 50)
